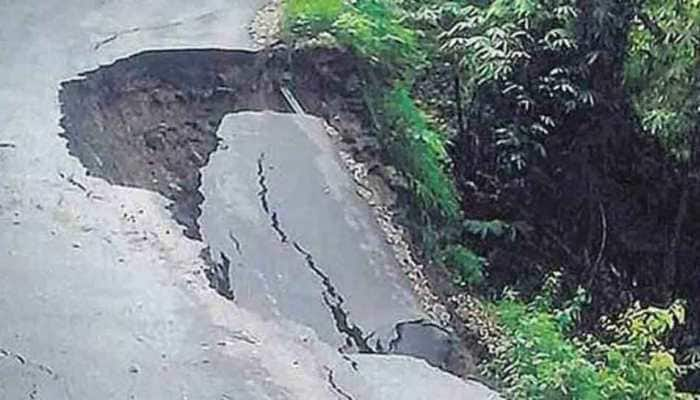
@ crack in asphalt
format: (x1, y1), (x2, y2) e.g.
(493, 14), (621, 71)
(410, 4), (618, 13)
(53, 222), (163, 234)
(325, 366), (355, 400)
(256, 153), (270, 215)
(270, 211), (288, 243)
(387, 319), (452, 353)
(58, 171), (87, 192)
(227, 229), (243, 256)
(93, 32), (122, 50)
(341, 354), (359, 372)
(58, 171), (103, 200)
(201, 248), (235, 301)
(28, 384), (38, 400)
(292, 242), (375, 354)
(227, 330), (258, 345)
(93, 10), (220, 50)
(256, 153), (289, 243)
(253, 152), (375, 353)
(387, 320), (409, 352)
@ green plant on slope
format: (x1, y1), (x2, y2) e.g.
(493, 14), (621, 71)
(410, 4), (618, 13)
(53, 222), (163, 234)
(283, 0), (345, 36)
(439, 244), (484, 285)
(334, 0), (423, 69)
(435, 0), (590, 174)
(488, 276), (695, 400)
(625, 0), (700, 159)
(463, 219), (516, 241)
(376, 84), (461, 220)
(283, 0), (423, 71)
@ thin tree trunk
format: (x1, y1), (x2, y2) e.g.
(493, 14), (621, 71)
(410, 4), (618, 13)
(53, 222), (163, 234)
(454, 69), (465, 139)
(666, 177), (689, 298)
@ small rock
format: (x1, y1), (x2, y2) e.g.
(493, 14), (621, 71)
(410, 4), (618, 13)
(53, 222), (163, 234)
(356, 186), (373, 200)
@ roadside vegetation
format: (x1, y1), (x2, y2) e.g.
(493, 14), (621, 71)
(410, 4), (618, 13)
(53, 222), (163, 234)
(281, 0), (700, 397)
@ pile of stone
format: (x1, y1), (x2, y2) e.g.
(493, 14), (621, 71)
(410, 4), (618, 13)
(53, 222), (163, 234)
(249, 0), (283, 47)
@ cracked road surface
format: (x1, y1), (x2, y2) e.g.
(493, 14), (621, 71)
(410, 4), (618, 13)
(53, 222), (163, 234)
(0, 1), (500, 399)
(201, 113), (423, 350)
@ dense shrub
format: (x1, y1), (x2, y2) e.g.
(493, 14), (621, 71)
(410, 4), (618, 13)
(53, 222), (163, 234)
(625, 0), (700, 158)
(439, 244), (484, 285)
(375, 85), (461, 220)
(283, 0), (344, 35)
(488, 277), (695, 399)
(283, 0), (423, 71)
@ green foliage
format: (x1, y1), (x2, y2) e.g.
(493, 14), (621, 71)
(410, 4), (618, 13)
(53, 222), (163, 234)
(594, 302), (689, 399)
(334, 0), (423, 68)
(431, 0), (589, 173)
(463, 219), (516, 240)
(407, 0), (700, 166)
(625, 0), (700, 159)
(283, 0), (423, 71)
(375, 85), (461, 219)
(488, 277), (695, 400)
(491, 292), (600, 399)
(439, 244), (484, 285)
(283, 0), (345, 35)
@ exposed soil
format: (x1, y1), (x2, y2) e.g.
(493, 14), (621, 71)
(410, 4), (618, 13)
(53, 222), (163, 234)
(59, 49), (288, 240)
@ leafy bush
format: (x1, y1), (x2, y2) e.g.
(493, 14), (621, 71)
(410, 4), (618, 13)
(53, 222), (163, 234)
(439, 244), (484, 285)
(463, 219), (516, 241)
(487, 277), (695, 400)
(375, 85), (461, 220)
(624, 0), (700, 159)
(334, 0), (423, 68)
(283, 0), (423, 71)
(430, 0), (587, 174)
(283, 0), (345, 36)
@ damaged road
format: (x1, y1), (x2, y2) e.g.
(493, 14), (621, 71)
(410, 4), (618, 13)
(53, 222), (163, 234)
(0, 0), (499, 399)
(200, 112), (467, 370)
